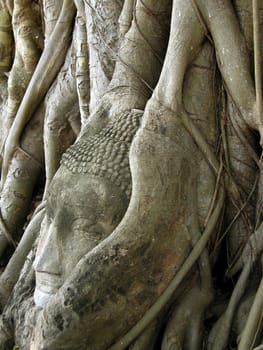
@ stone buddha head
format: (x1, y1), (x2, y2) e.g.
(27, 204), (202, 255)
(33, 110), (141, 307)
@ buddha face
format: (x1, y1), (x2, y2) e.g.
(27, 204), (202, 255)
(33, 166), (127, 308)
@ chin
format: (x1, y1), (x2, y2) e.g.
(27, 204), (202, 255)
(34, 271), (62, 307)
(33, 287), (53, 308)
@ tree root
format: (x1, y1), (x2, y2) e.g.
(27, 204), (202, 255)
(161, 221), (213, 350)
(1, 0), (76, 188)
(0, 0), (13, 73)
(84, 0), (122, 111)
(43, 39), (79, 195)
(161, 286), (211, 350)
(0, 100), (44, 258)
(254, 345), (263, 350)
(239, 276), (263, 349)
(1, 0), (43, 148)
(208, 261), (252, 350)
(252, 0), (263, 138)
(119, 0), (134, 38)
(109, 167), (223, 350)
(208, 221), (263, 349)
(75, 0), (90, 125)
(0, 205), (44, 311)
(128, 319), (160, 350)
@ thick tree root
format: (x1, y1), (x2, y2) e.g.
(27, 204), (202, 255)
(119, 0), (134, 38)
(0, 0), (13, 73)
(0, 206), (44, 310)
(43, 40), (79, 195)
(1, 0), (76, 188)
(107, 126), (223, 350)
(0, 99), (45, 259)
(1, 0), (42, 147)
(84, 0), (123, 112)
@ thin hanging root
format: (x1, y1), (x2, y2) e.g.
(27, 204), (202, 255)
(5, 0), (12, 15)
(252, 12), (263, 322)
(0, 0), (76, 189)
(227, 221), (263, 276)
(209, 222), (263, 349)
(204, 149), (223, 227)
(162, 196), (213, 350)
(238, 277), (263, 350)
(217, 174), (258, 267)
(177, 101), (256, 238)
(252, 0), (263, 143)
(128, 319), (159, 350)
(75, 0), (90, 125)
(208, 259), (252, 350)
(109, 182), (224, 350)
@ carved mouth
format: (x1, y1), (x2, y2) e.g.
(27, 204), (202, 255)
(35, 271), (62, 293)
(34, 272), (62, 308)
(33, 288), (52, 308)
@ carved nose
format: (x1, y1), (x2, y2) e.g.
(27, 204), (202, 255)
(33, 223), (62, 275)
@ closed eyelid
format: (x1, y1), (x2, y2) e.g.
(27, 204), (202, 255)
(73, 214), (97, 224)
(73, 222), (104, 242)
(46, 192), (57, 217)
(72, 218), (95, 231)
(45, 203), (55, 220)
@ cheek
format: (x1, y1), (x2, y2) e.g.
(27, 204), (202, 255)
(60, 223), (111, 276)
(60, 233), (94, 273)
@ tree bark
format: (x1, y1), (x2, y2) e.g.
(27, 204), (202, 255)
(0, 0), (263, 349)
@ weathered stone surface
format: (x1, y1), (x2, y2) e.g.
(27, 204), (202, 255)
(62, 109), (142, 198)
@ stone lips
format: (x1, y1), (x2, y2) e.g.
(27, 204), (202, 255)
(61, 109), (142, 198)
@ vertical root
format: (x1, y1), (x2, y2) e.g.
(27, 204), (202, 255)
(208, 261), (252, 350)
(238, 277), (263, 349)
(128, 319), (160, 350)
(119, 0), (134, 38)
(252, 0), (263, 144)
(1, 0), (76, 188)
(0, 207), (44, 310)
(109, 175), (224, 350)
(0, 0), (13, 73)
(1, 0), (42, 149)
(43, 41), (79, 194)
(75, 0), (90, 126)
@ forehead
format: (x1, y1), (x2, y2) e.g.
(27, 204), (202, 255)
(47, 166), (106, 210)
